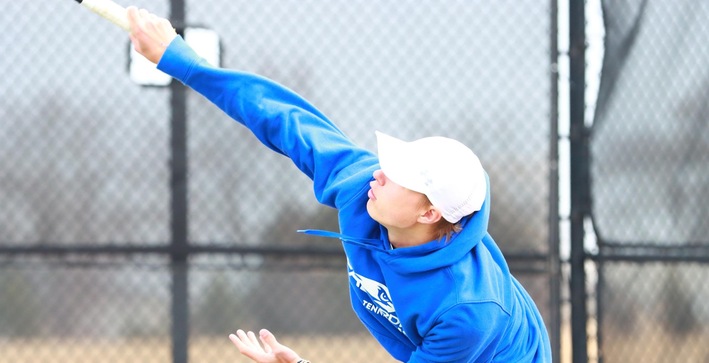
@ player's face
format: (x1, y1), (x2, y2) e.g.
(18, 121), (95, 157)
(366, 169), (429, 230)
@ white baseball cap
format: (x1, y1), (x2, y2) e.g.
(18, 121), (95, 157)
(375, 131), (487, 223)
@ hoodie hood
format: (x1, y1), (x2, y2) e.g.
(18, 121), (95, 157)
(302, 173), (492, 275)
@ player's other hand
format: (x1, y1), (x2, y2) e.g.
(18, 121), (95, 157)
(126, 6), (178, 64)
(229, 329), (303, 363)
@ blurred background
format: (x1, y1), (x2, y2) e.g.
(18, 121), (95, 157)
(0, 0), (706, 362)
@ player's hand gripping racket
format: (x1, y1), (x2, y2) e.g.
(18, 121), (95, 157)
(74, 0), (178, 64)
(75, 0), (130, 32)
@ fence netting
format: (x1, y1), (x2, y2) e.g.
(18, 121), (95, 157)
(1, 1), (555, 362)
(591, 0), (709, 362)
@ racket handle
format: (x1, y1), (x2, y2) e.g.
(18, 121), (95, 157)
(76, 0), (130, 32)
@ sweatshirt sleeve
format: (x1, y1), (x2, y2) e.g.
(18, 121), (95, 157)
(156, 36), (377, 208)
(407, 304), (509, 363)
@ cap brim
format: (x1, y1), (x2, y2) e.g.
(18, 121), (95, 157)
(375, 131), (427, 194)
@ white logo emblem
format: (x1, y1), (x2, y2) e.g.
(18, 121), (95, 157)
(347, 260), (405, 334)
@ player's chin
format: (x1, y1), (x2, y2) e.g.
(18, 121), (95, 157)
(365, 200), (380, 222)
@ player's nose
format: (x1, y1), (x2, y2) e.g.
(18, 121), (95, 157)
(372, 169), (386, 186)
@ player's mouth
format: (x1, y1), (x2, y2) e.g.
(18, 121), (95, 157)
(368, 188), (376, 200)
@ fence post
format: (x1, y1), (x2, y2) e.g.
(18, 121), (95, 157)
(169, 1), (189, 362)
(548, 0), (562, 361)
(569, 0), (590, 362)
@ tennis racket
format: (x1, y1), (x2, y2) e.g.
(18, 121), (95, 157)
(74, 0), (130, 32)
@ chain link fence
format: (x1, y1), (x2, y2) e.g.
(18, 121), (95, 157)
(588, 1), (709, 362)
(0, 1), (558, 362)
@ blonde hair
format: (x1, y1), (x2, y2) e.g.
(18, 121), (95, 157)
(435, 218), (463, 242)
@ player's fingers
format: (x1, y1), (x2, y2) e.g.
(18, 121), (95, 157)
(126, 6), (138, 24)
(259, 329), (282, 350)
(228, 333), (243, 348)
(230, 331), (268, 361)
(235, 329), (252, 345)
(146, 13), (163, 32)
(126, 9), (147, 54)
(238, 330), (263, 350)
(258, 330), (274, 354)
(126, 6), (143, 33)
(158, 18), (177, 36)
(132, 8), (149, 31)
(139, 12), (175, 44)
(246, 330), (261, 348)
(127, 7), (150, 40)
(232, 330), (257, 351)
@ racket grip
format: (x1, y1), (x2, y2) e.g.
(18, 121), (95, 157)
(76, 0), (130, 32)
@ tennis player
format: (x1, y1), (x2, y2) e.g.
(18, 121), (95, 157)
(127, 7), (552, 363)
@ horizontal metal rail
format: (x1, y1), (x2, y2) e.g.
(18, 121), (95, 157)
(592, 242), (709, 263)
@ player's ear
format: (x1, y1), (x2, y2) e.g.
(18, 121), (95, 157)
(417, 206), (442, 225)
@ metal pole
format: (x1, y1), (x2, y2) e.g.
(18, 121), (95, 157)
(548, 0), (562, 361)
(569, 0), (589, 362)
(169, 1), (189, 362)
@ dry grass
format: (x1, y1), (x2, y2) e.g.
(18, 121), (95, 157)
(557, 318), (708, 363)
(598, 319), (709, 363)
(0, 334), (394, 363)
(5, 323), (704, 363)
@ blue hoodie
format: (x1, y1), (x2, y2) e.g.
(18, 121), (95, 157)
(158, 36), (551, 363)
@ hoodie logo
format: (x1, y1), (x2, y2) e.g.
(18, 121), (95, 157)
(348, 261), (405, 335)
